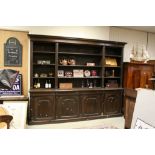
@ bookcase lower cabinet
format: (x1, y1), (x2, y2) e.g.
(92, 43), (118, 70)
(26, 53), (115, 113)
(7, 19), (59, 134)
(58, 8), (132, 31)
(103, 90), (123, 116)
(29, 93), (55, 124)
(80, 91), (101, 117)
(56, 92), (79, 119)
(28, 89), (123, 125)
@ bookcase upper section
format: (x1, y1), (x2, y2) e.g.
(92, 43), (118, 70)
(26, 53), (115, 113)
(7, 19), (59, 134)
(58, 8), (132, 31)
(29, 34), (126, 90)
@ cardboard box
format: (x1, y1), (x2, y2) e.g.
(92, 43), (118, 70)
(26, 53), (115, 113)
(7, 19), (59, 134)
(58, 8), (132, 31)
(59, 83), (73, 89)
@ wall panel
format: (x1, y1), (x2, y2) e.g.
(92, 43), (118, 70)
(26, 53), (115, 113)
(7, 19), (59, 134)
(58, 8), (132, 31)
(148, 33), (155, 60)
(109, 27), (147, 62)
(0, 29), (29, 96)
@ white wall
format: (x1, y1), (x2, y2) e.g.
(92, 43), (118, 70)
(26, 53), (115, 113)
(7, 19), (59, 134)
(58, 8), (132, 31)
(148, 33), (155, 60)
(0, 26), (110, 40)
(109, 27), (148, 62)
(1, 26), (155, 61)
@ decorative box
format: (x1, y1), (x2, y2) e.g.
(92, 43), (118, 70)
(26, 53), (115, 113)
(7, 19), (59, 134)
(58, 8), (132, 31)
(73, 70), (84, 77)
(91, 70), (97, 76)
(59, 83), (73, 89)
(105, 58), (117, 66)
(40, 73), (47, 77)
(86, 63), (95, 66)
(65, 71), (73, 77)
(37, 60), (50, 65)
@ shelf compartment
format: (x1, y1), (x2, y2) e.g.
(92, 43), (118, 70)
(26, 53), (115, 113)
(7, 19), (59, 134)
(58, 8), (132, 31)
(105, 46), (122, 57)
(33, 41), (56, 53)
(58, 56), (102, 66)
(33, 78), (55, 89)
(58, 78), (101, 88)
(59, 43), (103, 56)
(104, 78), (121, 88)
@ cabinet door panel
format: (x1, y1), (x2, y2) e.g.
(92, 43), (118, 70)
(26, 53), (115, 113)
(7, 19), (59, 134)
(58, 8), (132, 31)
(103, 91), (122, 115)
(80, 93), (101, 116)
(56, 93), (79, 119)
(30, 94), (55, 121)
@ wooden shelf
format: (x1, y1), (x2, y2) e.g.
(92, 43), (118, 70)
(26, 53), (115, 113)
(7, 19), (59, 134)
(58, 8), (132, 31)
(59, 52), (102, 56)
(58, 76), (101, 79)
(104, 76), (121, 79)
(105, 55), (122, 57)
(33, 77), (55, 79)
(105, 66), (121, 68)
(33, 51), (55, 54)
(58, 65), (102, 68)
(33, 63), (55, 66)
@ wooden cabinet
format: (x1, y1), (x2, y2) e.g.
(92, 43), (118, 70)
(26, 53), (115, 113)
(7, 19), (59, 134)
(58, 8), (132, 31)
(103, 90), (122, 116)
(29, 92), (55, 124)
(123, 62), (154, 89)
(56, 92), (79, 119)
(80, 91), (101, 117)
(28, 35), (126, 125)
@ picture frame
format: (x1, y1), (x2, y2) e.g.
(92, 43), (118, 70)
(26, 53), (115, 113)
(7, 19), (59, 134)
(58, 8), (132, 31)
(0, 74), (22, 96)
(134, 118), (154, 129)
(58, 70), (64, 77)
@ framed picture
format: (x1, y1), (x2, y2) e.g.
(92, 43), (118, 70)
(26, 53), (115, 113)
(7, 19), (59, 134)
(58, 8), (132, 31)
(0, 74), (22, 96)
(134, 118), (154, 129)
(58, 70), (64, 77)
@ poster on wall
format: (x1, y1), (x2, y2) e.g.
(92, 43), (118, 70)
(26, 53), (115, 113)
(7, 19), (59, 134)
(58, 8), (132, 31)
(4, 37), (22, 67)
(0, 74), (22, 96)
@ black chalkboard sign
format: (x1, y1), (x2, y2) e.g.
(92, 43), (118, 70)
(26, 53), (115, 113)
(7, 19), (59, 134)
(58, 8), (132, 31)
(4, 37), (22, 66)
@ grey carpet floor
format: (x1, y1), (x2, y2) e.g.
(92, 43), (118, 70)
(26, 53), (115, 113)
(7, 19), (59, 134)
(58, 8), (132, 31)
(27, 116), (125, 129)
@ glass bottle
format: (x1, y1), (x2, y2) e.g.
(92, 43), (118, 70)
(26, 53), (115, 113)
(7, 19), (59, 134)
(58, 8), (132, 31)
(86, 79), (89, 88)
(45, 80), (48, 88)
(81, 80), (84, 88)
(37, 79), (40, 88)
(94, 80), (97, 87)
(89, 82), (93, 88)
(48, 80), (51, 88)
(34, 80), (37, 88)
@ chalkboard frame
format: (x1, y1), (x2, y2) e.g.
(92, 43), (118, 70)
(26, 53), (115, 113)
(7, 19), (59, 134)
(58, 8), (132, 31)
(4, 37), (22, 67)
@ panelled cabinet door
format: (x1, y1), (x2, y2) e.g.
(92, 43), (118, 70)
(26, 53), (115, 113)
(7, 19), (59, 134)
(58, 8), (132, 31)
(30, 94), (55, 121)
(103, 91), (122, 116)
(80, 92), (101, 117)
(56, 93), (79, 119)
(140, 70), (153, 88)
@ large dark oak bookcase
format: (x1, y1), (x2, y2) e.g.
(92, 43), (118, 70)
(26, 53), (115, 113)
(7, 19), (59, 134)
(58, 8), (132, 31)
(28, 34), (126, 125)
